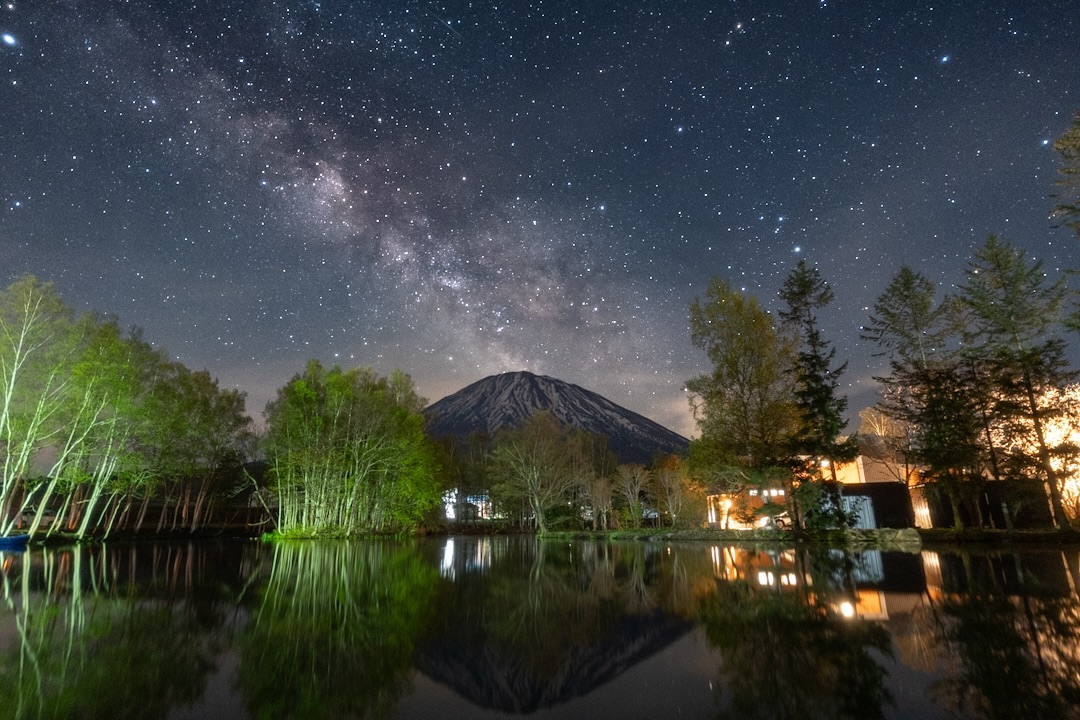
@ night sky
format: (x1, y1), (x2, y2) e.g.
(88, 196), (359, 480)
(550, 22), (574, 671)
(3, 1), (1079, 438)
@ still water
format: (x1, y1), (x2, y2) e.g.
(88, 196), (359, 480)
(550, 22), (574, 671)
(1, 537), (1079, 720)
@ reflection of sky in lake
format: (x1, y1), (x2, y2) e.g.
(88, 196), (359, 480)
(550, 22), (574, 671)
(399, 633), (718, 720)
(3, 540), (1080, 719)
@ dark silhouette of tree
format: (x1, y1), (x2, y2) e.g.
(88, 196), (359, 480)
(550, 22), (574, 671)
(862, 267), (988, 527)
(958, 236), (1077, 530)
(488, 411), (581, 533)
(1053, 110), (1080, 237)
(779, 260), (858, 527)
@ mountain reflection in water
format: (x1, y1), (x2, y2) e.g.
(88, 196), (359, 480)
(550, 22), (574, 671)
(1, 538), (1079, 719)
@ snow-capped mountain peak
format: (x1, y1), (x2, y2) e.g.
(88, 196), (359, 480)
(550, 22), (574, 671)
(424, 371), (688, 464)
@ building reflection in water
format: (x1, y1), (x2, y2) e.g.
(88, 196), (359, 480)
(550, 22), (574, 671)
(2, 540), (1080, 719)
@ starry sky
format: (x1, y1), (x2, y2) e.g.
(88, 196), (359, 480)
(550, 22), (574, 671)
(2, 1), (1079, 438)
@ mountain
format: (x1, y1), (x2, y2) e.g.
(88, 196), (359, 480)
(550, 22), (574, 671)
(423, 371), (689, 464)
(417, 611), (692, 713)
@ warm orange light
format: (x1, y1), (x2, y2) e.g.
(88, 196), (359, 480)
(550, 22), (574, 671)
(1028, 385), (1080, 519)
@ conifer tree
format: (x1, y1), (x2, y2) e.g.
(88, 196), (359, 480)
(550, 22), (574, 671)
(1053, 110), (1080, 237)
(959, 236), (1077, 529)
(863, 267), (988, 527)
(779, 260), (858, 527)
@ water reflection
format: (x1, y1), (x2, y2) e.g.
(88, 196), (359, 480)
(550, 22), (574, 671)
(0, 542), (256, 720)
(0, 540), (1078, 719)
(925, 550), (1080, 719)
(699, 546), (895, 720)
(420, 538), (701, 712)
(238, 541), (438, 719)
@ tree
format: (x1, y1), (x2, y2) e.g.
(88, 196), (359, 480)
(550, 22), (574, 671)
(51, 315), (147, 539)
(688, 278), (799, 469)
(909, 361), (988, 527)
(614, 463), (651, 528)
(779, 260), (859, 526)
(264, 360), (441, 536)
(0, 275), (256, 539)
(651, 455), (704, 528)
(862, 266), (955, 371)
(0, 276), (79, 535)
(1053, 110), (1080, 237)
(686, 278), (800, 526)
(142, 364), (253, 534)
(579, 468), (615, 530)
(861, 267), (990, 527)
(436, 431), (493, 523)
(570, 430), (617, 530)
(488, 411), (579, 533)
(857, 406), (917, 485)
(958, 236), (1078, 529)
(1050, 111), (1080, 334)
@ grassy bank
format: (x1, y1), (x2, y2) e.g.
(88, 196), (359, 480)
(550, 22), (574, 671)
(541, 527), (925, 552)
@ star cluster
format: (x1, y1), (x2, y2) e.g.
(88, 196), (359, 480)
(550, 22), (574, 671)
(2, 1), (1078, 436)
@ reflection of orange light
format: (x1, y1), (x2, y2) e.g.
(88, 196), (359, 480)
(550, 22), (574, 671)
(832, 591), (888, 620)
(922, 551), (944, 600)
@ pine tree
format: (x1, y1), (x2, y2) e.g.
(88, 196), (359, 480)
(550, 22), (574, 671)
(959, 236), (1077, 530)
(862, 267), (989, 527)
(1053, 110), (1080, 237)
(779, 260), (858, 527)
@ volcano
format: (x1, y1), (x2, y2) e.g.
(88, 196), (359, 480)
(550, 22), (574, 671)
(424, 371), (689, 464)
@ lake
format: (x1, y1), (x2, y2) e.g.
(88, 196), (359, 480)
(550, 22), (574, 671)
(1, 536), (1078, 719)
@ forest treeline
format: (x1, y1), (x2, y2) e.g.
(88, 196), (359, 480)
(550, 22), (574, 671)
(0, 275), (254, 539)
(3, 113), (1079, 539)
(689, 236), (1080, 532)
(687, 110), (1080, 532)
(0, 274), (695, 539)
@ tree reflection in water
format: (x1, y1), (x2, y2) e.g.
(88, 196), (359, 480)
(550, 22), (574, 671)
(0, 543), (250, 720)
(698, 545), (894, 720)
(1, 540), (1079, 719)
(236, 540), (439, 720)
(929, 551), (1080, 719)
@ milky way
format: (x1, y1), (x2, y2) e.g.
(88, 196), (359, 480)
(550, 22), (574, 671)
(2, 1), (1079, 436)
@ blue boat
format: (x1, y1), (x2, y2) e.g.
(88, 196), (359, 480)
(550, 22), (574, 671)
(0, 534), (29, 550)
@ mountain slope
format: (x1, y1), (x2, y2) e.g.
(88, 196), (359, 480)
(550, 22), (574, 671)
(424, 371), (688, 464)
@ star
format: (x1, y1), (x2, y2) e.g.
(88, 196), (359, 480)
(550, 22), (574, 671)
(0, 0), (1077, 441)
